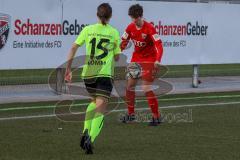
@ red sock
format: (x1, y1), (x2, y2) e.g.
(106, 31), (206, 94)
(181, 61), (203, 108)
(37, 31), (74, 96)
(126, 89), (135, 115)
(145, 91), (160, 118)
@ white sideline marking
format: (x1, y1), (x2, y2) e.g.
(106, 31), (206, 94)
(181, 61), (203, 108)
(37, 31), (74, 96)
(1, 94), (240, 112)
(0, 101), (240, 121)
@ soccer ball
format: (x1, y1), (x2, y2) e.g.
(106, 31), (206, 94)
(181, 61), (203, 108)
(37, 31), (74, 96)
(126, 62), (142, 79)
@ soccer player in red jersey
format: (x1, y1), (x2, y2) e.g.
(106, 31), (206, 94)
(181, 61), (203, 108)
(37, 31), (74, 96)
(120, 4), (164, 126)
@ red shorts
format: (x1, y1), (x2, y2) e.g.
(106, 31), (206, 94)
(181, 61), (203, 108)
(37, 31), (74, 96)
(129, 62), (156, 82)
(131, 54), (157, 82)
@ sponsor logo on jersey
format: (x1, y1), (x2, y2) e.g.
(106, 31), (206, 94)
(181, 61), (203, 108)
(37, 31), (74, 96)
(132, 39), (146, 47)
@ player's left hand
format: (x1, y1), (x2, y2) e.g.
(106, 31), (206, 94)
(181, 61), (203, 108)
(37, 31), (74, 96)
(152, 61), (161, 78)
(154, 61), (161, 70)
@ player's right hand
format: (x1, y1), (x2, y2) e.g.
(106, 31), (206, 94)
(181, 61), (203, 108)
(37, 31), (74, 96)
(114, 54), (120, 61)
(64, 68), (72, 83)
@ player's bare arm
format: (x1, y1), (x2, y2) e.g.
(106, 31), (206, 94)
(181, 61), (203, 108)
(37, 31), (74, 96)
(64, 43), (79, 82)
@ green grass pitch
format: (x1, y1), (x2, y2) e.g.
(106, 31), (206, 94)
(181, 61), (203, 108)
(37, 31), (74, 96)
(0, 92), (240, 160)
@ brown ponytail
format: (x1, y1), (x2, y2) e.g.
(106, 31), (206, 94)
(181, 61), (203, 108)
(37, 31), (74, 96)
(97, 3), (112, 25)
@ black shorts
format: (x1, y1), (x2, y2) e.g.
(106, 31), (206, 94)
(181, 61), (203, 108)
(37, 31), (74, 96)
(84, 77), (113, 99)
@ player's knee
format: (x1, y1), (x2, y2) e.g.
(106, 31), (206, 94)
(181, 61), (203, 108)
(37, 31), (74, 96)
(91, 98), (96, 103)
(96, 96), (108, 108)
(126, 85), (135, 91)
(142, 84), (151, 93)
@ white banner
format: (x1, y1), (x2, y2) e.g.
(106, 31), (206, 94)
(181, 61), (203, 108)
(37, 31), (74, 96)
(0, 0), (240, 69)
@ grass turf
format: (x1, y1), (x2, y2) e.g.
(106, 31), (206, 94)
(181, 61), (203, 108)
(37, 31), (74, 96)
(0, 92), (240, 160)
(1, 64), (240, 85)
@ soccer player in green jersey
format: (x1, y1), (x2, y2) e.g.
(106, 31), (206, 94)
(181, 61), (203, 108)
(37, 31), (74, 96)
(64, 3), (121, 154)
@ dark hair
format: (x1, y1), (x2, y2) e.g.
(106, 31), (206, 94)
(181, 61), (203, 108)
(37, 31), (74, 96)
(128, 4), (143, 18)
(97, 3), (112, 25)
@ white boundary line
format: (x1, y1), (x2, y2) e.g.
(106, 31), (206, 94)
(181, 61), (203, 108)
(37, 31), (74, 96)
(0, 101), (240, 121)
(1, 94), (240, 112)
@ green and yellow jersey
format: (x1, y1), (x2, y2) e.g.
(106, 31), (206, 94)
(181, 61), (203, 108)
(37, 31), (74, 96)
(75, 23), (121, 79)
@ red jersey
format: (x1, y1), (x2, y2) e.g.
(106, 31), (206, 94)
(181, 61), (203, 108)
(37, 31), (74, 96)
(121, 20), (163, 63)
